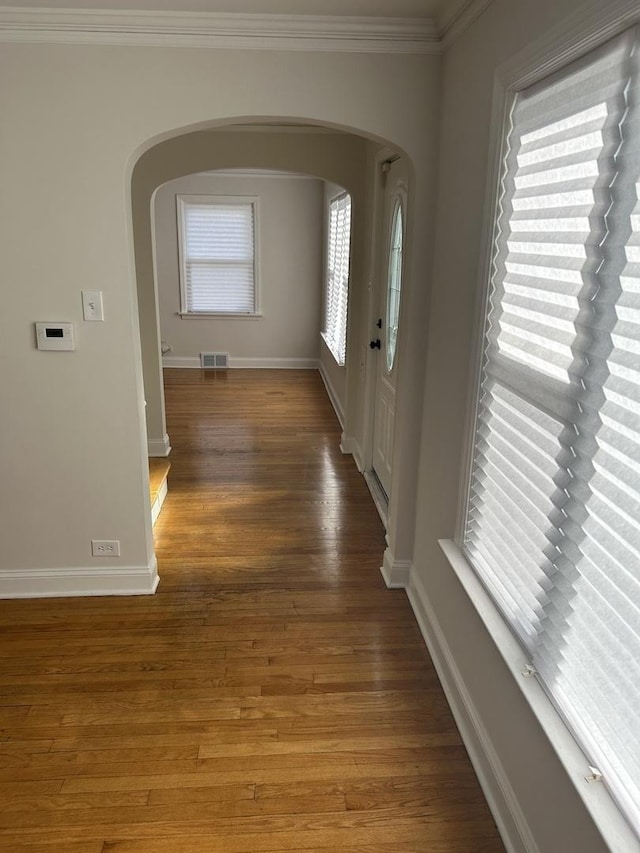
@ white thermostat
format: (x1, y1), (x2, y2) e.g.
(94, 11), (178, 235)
(35, 322), (75, 351)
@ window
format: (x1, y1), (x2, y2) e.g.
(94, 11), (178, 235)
(386, 198), (404, 372)
(464, 29), (640, 834)
(323, 192), (352, 365)
(177, 195), (258, 315)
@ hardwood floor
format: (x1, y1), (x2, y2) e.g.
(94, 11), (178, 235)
(0, 369), (505, 852)
(148, 458), (171, 507)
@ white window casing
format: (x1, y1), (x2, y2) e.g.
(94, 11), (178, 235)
(386, 197), (404, 373)
(323, 192), (352, 366)
(462, 25), (640, 841)
(177, 195), (259, 317)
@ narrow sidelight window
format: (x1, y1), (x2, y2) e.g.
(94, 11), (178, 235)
(323, 192), (352, 365)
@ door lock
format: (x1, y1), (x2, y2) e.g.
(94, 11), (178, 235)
(370, 339), (381, 350)
(376, 318), (382, 329)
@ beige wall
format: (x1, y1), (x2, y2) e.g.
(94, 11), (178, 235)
(411, 0), (621, 849)
(0, 41), (438, 590)
(154, 172), (324, 362)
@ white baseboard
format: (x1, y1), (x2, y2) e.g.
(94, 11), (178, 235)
(339, 435), (364, 472)
(232, 357), (319, 369)
(162, 356), (200, 368)
(147, 433), (171, 457)
(0, 556), (159, 599)
(406, 564), (537, 853)
(380, 548), (411, 588)
(151, 478), (168, 526)
(163, 356), (319, 369)
(318, 361), (345, 427)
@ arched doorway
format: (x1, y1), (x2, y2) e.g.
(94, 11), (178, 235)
(128, 117), (423, 591)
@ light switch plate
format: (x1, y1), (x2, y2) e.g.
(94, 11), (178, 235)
(82, 290), (104, 322)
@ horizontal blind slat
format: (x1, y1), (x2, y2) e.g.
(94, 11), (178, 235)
(324, 193), (351, 364)
(182, 199), (256, 314)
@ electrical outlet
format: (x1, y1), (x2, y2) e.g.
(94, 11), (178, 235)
(91, 539), (120, 557)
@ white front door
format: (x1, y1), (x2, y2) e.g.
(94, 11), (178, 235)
(371, 160), (406, 500)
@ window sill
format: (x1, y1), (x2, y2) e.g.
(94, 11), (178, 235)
(179, 312), (263, 320)
(437, 539), (639, 853)
(320, 332), (345, 367)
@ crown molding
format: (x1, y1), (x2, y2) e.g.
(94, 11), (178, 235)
(495, 0), (640, 91)
(439, 0), (495, 50)
(0, 7), (441, 54)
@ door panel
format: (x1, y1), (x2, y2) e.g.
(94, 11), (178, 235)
(371, 159), (406, 499)
(372, 375), (395, 493)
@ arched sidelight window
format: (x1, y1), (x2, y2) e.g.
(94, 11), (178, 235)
(386, 199), (404, 372)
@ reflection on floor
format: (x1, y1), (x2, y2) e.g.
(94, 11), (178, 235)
(0, 368), (505, 852)
(149, 457), (171, 524)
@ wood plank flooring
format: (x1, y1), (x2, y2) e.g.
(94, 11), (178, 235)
(0, 369), (505, 852)
(149, 459), (171, 506)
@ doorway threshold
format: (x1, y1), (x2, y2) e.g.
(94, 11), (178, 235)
(364, 469), (389, 529)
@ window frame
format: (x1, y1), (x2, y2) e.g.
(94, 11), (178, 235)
(176, 194), (261, 319)
(385, 195), (404, 374)
(450, 7), (640, 852)
(322, 190), (352, 366)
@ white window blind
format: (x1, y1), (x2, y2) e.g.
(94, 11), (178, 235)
(178, 197), (257, 314)
(323, 193), (352, 365)
(464, 28), (640, 834)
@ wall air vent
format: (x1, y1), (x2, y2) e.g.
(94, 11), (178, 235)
(200, 352), (229, 369)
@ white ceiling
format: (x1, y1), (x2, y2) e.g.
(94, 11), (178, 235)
(5, 0), (469, 25)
